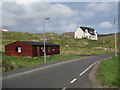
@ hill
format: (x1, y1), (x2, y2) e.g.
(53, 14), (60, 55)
(2, 31), (119, 55)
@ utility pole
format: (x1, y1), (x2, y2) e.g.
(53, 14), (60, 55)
(103, 37), (105, 53)
(114, 19), (117, 56)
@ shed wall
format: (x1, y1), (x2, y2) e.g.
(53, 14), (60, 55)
(5, 41), (33, 57)
(5, 41), (60, 57)
(32, 45), (60, 57)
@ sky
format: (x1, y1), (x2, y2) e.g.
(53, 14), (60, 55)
(0, 1), (119, 34)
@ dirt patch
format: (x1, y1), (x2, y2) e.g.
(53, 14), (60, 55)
(88, 61), (102, 88)
(89, 58), (117, 88)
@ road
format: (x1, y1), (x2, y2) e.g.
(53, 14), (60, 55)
(2, 54), (113, 89)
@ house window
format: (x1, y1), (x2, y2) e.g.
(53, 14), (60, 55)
(16, 46), (21, 53)
(76, 36), (78, 38)
(52, 47), (55, 52)
(92, 36), (94, 38)
(47, 47), (50, 52)
(41, 47), (44, 52)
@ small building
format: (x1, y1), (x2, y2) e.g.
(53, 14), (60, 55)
(5, 41), (60, 57)
(1, 29), (8, 32)
(74, 25), (98, 40)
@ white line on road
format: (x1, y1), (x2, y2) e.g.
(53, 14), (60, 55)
(70, 78), (77, 84)
(62, 87), (67, 90)
(79, 61), (98, 76)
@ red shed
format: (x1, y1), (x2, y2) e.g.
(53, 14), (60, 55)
(5, 41), (60, 57)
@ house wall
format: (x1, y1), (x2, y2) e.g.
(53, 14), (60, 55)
(5, 41), (60, 57)
(75, 27), (84, 38)
(46, 45), (60, 56)
(90, 33), (98, 40)
(75, 27), (98, 40)
(32, 46), (44, 57)
(95, 32), (98, 40)
(87, 33), (91, 40)
(5, 41), (33, 57)
(85, 30), (90, 39)
(32, 45), (60, 57)
(91, 35), (97, 40)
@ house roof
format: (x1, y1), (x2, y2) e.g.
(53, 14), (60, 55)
(19, 41), (60, 46)
(80, 26), (96, 35)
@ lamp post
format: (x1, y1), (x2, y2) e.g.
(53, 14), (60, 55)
(43, 18), (50, 63)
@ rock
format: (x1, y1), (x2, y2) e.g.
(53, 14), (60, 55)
(50, 34), (53, 36)
(40, 38), (47, 41)
(47, 38), (51, 40)
(37, 35), (41, 37)
(66, 45), (69, 47)
(79, 45), (84, 46)
(104, 48), (110, 50)
(40, 38), (43, 40)
(51, 37), (55, 39)
(81, 41), (88, 45)
(56, 38), (59, 40)
(24, 35), (30, 37)
(32, 39), (39, 42)
(51, 37), (59, 40)
(92, 47), (110, 50)
(84, 42), (88, 45)
(92, 47), (103, 49)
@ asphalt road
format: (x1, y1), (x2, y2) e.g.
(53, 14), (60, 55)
(2, 54), (114, 89)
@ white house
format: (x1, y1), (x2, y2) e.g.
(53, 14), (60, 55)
(1, 29), (8, 32)
(74, 25), (98, 40)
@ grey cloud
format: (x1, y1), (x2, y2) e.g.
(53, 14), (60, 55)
(31, 2), (51, 12)
(3, 2), (26, 15)
(2, 2), (117, 34)
(2, 2), (78, 33)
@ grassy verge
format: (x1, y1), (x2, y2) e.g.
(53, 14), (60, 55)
(2, 54), (82, 72)
(97, 56), (119, 87)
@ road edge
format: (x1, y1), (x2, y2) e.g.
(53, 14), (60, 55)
(88, 56), (112, 88)
(88, 61), (102, 88)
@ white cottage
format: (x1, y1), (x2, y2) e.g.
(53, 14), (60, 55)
(1, 29), (8, 32)
(74, 25), (98, 40)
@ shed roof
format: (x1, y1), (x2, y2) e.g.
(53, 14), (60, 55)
(19, 41), (60, 46)
(80, 26), (95, 35)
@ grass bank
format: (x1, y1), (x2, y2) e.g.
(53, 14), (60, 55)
(2, 31), (116, 55)
(97, 56), (119, 87)
(2, 54), (82, 72)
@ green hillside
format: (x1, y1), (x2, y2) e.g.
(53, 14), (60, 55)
(2, 31), (119, 55)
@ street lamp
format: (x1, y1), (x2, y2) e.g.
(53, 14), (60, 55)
(43, 17), (50, 63)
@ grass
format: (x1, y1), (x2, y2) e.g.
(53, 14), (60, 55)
(2, 31), (117, 55)
(97, 56), (119, 87)
(2, 54), (82, 72)
(1, 31), (118, 72)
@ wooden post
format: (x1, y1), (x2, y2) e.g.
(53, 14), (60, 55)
(114, 19), (117, 56)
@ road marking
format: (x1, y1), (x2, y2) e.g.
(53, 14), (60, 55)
(62, 87), (67, 90)
(70, 78), (77, 84)
(3, 57), (90, 80)
(79, 61), (98, 76)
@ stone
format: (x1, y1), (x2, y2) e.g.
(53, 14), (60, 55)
(66, 45), (69, 47)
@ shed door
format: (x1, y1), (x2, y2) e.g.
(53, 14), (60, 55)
(37, 46), (40, 57)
